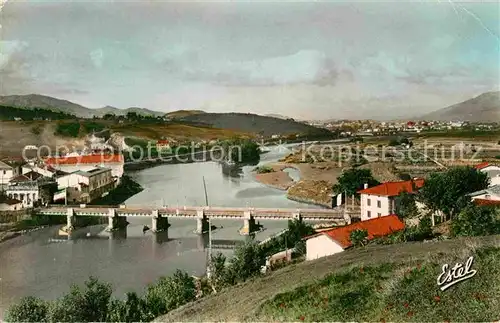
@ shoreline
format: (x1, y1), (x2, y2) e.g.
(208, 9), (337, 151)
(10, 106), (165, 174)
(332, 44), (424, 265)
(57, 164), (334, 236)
(0, 225), (49, 244)
(252, 162), (333, 208)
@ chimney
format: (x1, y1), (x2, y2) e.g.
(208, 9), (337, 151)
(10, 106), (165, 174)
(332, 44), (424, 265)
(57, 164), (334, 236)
(364, 183), (368, 189)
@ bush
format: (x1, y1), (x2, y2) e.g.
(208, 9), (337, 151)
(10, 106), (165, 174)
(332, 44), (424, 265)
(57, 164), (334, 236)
(106, 292), (149, 322)
(31, 125), (42, 135)
(374, 217), (434, 245)
(225, 239), (266, 284)
(254, 165), (275, 174)
(6, 296), (49, 322)
(144, 269), (196, 318)
(350, 229), (368, 247)
(55, 122), (81, 137)
(451, 205), (500, 237)
(47, 277), (112, 322)
(82, 121), (105, 133)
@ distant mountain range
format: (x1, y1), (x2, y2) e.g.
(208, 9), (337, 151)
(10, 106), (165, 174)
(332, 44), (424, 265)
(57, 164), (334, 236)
(2, 91), (497, 124)
(0, 94), (164, 118)
(420, 91), (500, 122)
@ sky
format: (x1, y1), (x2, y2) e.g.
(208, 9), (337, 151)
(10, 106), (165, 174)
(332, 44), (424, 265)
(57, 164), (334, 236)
(0, 0), (499, 120)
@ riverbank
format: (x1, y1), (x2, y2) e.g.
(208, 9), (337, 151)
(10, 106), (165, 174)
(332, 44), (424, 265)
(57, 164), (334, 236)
(0, 176), (142, 245)
(252, 161), (338, 208)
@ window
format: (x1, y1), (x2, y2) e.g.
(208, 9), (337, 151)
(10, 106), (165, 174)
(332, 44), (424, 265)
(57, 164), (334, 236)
(377, 200), (381, 208)
(485, 194), (491, 199)
(378, 213), (381, 217)
(367, 198), (371, 206)
(367, 211), (371, 218)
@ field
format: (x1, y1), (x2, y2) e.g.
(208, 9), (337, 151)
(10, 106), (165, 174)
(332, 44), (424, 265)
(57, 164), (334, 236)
(158, 235), (500, 322)
(0, 120), (252, 158)
(110, 122), (251, 141)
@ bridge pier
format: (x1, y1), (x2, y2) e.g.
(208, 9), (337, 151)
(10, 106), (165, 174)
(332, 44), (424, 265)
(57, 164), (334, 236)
(151, 210), (170, 233)
(195, 210), (209, 234)
(65, 208), (75, 232)
(106, 209), (128, 232)
(239, 210), (258, 235)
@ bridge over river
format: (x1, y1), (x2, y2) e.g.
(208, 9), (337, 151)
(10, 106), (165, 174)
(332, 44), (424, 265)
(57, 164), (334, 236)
(36, 205), (353, 235)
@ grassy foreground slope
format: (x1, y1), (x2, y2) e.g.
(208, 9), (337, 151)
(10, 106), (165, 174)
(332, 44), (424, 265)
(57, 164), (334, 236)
(158, 235), (500, 322)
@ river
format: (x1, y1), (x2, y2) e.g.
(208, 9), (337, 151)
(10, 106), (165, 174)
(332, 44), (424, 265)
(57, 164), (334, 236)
(0, 143), (323, 318)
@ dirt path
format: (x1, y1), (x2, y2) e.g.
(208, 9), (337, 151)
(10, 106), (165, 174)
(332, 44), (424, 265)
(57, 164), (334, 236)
(157, 235), (500, 322)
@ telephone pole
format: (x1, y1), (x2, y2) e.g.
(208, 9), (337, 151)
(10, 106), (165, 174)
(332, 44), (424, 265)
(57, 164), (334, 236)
(203, 176), (212, 278)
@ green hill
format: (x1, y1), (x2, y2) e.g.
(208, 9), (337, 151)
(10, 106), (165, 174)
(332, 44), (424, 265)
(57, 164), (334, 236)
(179, 112), (334, 137)
(158, 235), (500, 322)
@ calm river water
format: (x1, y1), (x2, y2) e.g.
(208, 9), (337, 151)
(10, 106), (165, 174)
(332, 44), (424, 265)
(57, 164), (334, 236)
(0, 143), (321, 317)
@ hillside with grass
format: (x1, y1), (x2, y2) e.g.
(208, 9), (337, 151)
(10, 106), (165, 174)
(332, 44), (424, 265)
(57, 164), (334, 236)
(159, 235), (500, 322)
(179, 112), (334, 137)
(164, 110), (206, 119)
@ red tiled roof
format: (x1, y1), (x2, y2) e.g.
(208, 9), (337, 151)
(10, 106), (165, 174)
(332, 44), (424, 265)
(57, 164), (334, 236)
(45, 154), (123, 165)
(305, 215), (405, 249)
(475, 162), (490, 170)
(473, 199), (500, 206)
(157, 140), (170, 144)
(358, 179), (425, 197)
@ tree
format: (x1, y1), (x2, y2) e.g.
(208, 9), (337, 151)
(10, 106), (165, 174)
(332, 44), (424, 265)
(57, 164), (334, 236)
(221, 138), (260, 164)
(451, 205), (500, 237)
(350, 229), (368, 247)
(396, 191), (419, 219)
(144, 270), (196, 318)
(225, 239), (265, 284)
(107, 292), (148, 322)
(47, 276), (112, 322)
(81, 276), (113, 322)
(332, 168), (380, 197)
(126, 112), (139, 121)
(6, 296), (49, 322)
(208, 252), (229, 293)
(418, 166), (489, 221)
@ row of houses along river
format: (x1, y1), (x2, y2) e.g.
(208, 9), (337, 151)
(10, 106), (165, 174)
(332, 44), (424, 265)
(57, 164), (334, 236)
(0, 143), (326, 318)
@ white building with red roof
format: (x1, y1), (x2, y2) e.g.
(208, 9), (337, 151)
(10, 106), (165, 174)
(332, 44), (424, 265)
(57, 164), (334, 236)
(357, 179), (425, 221)
(44, 154), (124, 182)
(304, 215), (405, 261)
(474, 162), (500, 187)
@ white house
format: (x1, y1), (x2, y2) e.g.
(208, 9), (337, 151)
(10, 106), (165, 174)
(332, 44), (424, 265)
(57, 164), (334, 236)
(5, 172), (54, 208)
(0, 196), (22, 211)
(304, 215), (405, 261)
(56, 167), (115, 203)
(475, 163), (500, 187)
(44, 154), (124, 182)
(0, 160), (20, 186)
(358, 179), (425, 221)
(469, 185), (500, 206)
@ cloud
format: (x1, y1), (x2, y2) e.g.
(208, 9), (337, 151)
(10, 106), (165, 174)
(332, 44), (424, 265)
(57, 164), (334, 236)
(0, 40), (28, 69)
(90, 48), (104, 68)
(158, 50), (340, 87)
